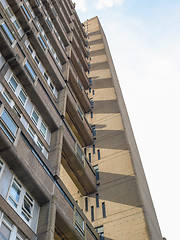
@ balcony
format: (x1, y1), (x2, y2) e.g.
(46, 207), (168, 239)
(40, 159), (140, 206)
(62, 119), (97, 195)
(32, 8), (68, 65)
(66, 85), (93, 146)
(72, 14), (86, 46)
(70, 22), (88, 59)
(63, 62), (91, 113)
(58, 0), (72, 24)
(73, 10), (87, 38)
(47, 0), (70, 34)
(64, 0), (74, 16)
(42, 2), (70, 47)
(69, 32), (88, 71)
(66, 45), (89, 89)
(0, 102), (98, 240)
(2, 0), (65, 89)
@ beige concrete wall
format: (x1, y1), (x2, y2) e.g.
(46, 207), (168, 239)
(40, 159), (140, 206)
(60, 16), (162, 240)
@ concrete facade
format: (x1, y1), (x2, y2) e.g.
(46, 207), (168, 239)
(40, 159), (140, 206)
(0, 0), (162, 239)
(60, 17), (163, 240)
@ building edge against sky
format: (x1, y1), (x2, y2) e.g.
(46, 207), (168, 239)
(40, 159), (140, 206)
(0, 0), (163, 239)
(60, 16), (163, 240)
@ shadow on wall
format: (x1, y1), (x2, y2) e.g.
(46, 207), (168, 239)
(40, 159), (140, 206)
(93, 100), (120, 114)
(92, 172), (141, 207)
(92, 78), (114, 89)
(95, 129), (129, 150)
(90, 62), (109, 71)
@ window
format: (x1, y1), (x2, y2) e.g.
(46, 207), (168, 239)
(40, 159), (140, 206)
(89, 77), (92, 85)
(1, 109), (18, 136)
(93, 144), (95, 154)
(34, 55), (40, 65)
(7, 176), (37, 226)
(43, 72), (48, 82)
(13, 105), (22, 119)
(93, 165), (99, 181)
(90, 98), (94, 108)
(91, 206), (94, 222)
(93, 90), (95, 95)
(91, 111), (93, 118)
(13, 20), (20, 31)
(37, 138), (43, 151)
(1, 22), (15, 44)
(0, 159), (4, 179)
(92, 125), (96, 137)
(0, 212), (27, 240)
(95, 226), (104, 240)
(85, 197), (88, 211)
(8, 178), (22, 208)
(18, 90), (27, 106)
(28, 126), (35, 139)
(40, 121), (47, 137)
(2, 90), (12, 104)
(25, 60), (36, 80)
(31, 108), (39, 125)
(89, 88), (91, 93)
(6, 7), (13, 18)
(38, 35), (46, 50)
(89, 153), (91, 163)
(97, 150), (101, 160)
(27, 44), (33, 54)
(102, 202), (106, 218)
(84, 148), (86, 155)
(0, 221), (11, 240)
(21, 4), (30, 20)
(21, 193), (33, 222)
(46, 18), (53, 30)
(96, 194), (99, 208)
(75, 211), (84, 237)
(8, 76), (18, 92)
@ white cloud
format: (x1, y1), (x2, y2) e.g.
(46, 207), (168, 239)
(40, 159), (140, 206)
(95, 0), (124, 10)
(74, 0), (87, 12)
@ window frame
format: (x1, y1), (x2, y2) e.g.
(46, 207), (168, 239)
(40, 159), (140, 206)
(1, 21), (15, 44)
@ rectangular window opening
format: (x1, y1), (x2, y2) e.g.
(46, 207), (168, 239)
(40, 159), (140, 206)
(97, 149), (101, 160)
(96, 194), (99, 208)
(91, 206), (94, 222)
(102, 202), (106, 218)
(85, 197), (88, 212)
(93, 144), (95, 154)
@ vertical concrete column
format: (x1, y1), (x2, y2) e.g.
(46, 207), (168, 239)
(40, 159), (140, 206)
(37, 196), (56, 240)
(49, 125), (64, 179)
(57, 87), (68, 117)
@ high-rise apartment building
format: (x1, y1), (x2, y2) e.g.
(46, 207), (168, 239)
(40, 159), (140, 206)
(0, 0), (162, 239)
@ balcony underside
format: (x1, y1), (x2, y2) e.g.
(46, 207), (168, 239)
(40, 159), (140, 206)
(62, 130), (96, 195)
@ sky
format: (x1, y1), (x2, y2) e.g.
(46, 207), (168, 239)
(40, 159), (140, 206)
(74, 0), (180, 239)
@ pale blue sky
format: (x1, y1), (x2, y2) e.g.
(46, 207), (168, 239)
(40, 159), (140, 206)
(74, 0), (180, 239)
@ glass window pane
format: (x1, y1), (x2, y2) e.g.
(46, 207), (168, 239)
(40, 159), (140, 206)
(13, 20), (20, 30)
(38, 35), (46, 50)
(2, 90), (12, 104)
(1, 110), (18, 136)
(9, 181), (21, 204)
(0, 159), (3, 173)
(9, 76), (18, 91)
(31, 109), (39, 125)
(2, 22), (15, 43)
(21, 4), (30, 20)
(6, 7), (13, 18)
(40, 122), (46, 136)
(18, 90), (27, 105)
(75, 211), (84, 230)
(25, 61), (36, 80)
(0, 222), (11, 240)
(37, 138), (43, 151)
(28, 126), (35, 139)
